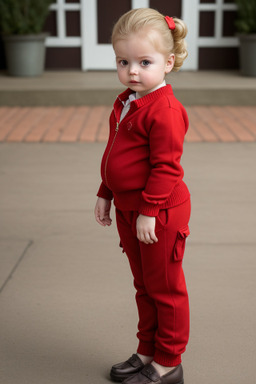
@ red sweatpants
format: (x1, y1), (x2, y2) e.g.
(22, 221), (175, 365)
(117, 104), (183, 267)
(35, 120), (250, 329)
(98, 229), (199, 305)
(115, 198), (191, 367)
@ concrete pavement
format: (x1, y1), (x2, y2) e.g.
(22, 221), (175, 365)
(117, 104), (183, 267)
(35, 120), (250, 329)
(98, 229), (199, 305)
(0, 142), (256, 384)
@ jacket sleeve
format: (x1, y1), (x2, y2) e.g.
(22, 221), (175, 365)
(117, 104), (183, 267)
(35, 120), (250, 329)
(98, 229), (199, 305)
(97, 182), (113, 201)
(139, 106), (188, 216)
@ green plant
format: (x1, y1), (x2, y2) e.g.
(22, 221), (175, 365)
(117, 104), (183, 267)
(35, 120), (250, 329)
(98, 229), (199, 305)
(235, 0), (256, 34)
(0, 0), (55, 35)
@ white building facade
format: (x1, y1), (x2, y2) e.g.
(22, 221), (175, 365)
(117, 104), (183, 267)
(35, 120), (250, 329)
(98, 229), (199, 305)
(44, 0), (238, 70)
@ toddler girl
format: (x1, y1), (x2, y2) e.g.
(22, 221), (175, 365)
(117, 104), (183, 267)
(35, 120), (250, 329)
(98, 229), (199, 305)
(95, 8), (190, 384)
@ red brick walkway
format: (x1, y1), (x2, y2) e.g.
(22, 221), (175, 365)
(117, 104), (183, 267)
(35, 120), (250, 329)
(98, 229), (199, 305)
(0, 106), (255, 143)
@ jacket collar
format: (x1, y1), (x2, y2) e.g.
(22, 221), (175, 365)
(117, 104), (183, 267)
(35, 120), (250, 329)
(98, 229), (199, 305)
(117, 84), (173, 108)
(113, 84), (174, 122)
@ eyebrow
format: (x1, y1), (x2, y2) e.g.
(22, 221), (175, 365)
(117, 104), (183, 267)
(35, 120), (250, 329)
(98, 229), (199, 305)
(116, 55), (154, 60)
(139, 55), (154, 59)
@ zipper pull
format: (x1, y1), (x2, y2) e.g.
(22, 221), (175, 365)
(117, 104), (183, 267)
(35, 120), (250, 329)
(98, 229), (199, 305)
(115, 122), (119, 132)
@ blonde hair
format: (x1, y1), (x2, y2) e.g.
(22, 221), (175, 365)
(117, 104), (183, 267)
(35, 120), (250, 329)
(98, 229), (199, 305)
(112, 8), (188, 72)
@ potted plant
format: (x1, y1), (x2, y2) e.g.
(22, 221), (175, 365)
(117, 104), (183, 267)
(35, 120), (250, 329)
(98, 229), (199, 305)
(235, 0), (256, 77)
(0, 0), (54, 77)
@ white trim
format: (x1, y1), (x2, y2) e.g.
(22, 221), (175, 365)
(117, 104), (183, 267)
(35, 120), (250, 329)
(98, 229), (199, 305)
(198, 3), (237, 11)
(197, 0), (239, 48)
(198, 37), (239, 47)
(216, 0), (223, 41)
(56, 0), (66, 39)
(182, 0), (199, 70)
(47, 0), (82, 48)
(80, 0), (87, 70)
(82, 0), (96, 70)
(82, 0), (115, 70)
(131, 0), (149, 8)
(46, 38), (81, 47)
(50, 3), (80, 11)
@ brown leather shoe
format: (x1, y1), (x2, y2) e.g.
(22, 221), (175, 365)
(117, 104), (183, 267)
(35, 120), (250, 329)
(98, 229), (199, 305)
(122, 363), (184, 384)
(110, 354), (145, 382)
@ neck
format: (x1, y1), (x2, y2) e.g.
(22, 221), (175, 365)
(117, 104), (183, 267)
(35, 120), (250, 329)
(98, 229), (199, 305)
(136, 80), (166, 99)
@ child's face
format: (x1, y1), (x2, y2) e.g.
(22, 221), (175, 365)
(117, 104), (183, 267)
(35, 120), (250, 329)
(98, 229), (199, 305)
(114, 31), (174, 98)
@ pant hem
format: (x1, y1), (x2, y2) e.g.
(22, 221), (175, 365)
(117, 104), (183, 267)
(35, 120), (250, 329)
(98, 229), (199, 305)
(154, 349), (181, 367)
(137, 341), (155, 357)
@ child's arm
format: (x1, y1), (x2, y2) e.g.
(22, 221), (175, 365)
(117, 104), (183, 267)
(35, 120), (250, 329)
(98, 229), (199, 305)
(94, 197), (112, 226)
(136, 214), (158, 244)
(139, 107), (188, 217)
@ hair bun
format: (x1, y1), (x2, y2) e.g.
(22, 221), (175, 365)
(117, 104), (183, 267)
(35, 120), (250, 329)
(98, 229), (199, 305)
(171, 18), (188, 71)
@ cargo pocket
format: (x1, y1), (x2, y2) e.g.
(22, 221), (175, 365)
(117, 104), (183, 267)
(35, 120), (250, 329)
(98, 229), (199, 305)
(173, 225), (190, 261)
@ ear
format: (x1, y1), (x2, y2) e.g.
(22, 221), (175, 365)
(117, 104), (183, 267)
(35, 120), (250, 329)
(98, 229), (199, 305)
(165, 54), (175, 74)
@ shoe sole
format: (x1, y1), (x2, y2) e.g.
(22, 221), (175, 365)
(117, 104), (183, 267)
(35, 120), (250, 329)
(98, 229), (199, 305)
(110, 369), (145, 382)
(110, 371), (131, 382)
(110, 373), (184, 384)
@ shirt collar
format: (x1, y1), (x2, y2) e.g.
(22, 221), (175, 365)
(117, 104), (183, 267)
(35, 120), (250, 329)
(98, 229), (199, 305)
(122, 92), (137, 107)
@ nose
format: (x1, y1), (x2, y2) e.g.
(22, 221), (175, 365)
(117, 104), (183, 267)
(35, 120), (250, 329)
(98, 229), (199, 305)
(129, 63), (138, 75)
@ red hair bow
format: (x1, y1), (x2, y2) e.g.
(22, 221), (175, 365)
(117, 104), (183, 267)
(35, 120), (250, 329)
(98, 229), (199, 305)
(165, 16), (175, 30)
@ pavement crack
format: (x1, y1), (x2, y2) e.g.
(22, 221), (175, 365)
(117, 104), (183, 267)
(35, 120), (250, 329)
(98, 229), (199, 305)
(0, 240), (33, 294)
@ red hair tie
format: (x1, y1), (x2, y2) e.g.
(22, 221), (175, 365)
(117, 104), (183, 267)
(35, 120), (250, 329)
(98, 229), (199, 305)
(165, 16), (175, 30)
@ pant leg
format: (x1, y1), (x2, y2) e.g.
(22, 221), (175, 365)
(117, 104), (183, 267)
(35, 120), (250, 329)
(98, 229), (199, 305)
(139, 198), (191, 366)
(115, 198), (191, 366)
(115, 209), (157, 357)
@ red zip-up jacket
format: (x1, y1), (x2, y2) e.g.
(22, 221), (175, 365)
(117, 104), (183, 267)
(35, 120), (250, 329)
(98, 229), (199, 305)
(97, 84), (190, 217)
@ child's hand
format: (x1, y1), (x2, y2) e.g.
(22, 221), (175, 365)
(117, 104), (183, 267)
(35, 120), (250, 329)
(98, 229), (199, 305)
(94, 197), (112, 226)
(136, 214), (158, 244)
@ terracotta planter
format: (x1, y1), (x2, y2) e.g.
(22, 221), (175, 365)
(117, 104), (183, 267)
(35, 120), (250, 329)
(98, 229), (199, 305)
(3, 33), (48, 77)
(238, 34), (256, 77)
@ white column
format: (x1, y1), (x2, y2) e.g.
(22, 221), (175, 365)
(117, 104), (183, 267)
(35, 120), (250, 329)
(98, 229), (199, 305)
(216, 0), (223, 42)
(56, 0), (66, 39)
(80, 0), (94, 70)
(81, 0), (115, 70)
(182, 0), (199, 70)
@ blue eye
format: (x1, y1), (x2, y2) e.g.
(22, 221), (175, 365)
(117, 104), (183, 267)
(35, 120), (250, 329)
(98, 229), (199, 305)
(141, 60), (151, 67)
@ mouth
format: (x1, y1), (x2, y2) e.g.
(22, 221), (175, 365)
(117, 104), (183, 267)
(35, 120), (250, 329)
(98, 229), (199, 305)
(130, 80), (139, 84)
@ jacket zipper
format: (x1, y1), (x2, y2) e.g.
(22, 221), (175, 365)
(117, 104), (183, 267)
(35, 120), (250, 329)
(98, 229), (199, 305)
(104, 120), (119, 188)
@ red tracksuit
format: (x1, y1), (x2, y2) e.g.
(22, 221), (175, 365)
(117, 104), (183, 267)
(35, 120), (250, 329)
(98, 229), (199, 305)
(97, 85), (191, 367)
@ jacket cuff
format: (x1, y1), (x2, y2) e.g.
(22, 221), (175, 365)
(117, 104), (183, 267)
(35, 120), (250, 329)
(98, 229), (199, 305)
(97, 182), (113, 201)
(138, 201), (159, 217)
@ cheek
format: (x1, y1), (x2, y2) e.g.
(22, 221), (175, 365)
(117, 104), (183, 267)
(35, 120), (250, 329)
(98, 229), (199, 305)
(141, 70), (157, 83)
(119, 67), (128, 76)
(117, 69), (126, 82)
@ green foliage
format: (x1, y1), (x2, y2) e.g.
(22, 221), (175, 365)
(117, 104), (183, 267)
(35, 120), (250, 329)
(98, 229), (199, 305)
(235, 0), (256, 34)
(0, 0), (55, 35)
